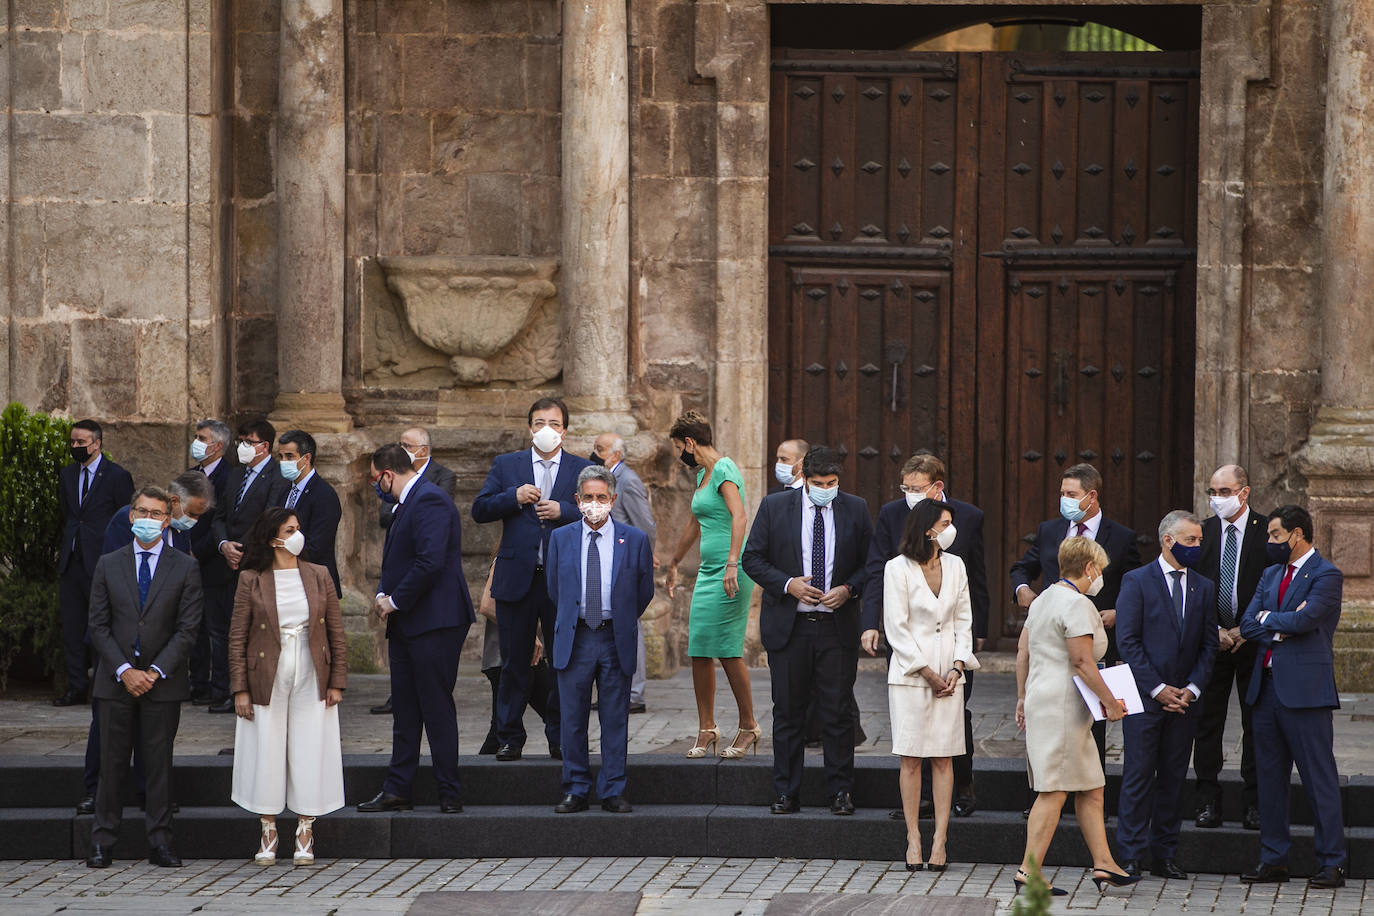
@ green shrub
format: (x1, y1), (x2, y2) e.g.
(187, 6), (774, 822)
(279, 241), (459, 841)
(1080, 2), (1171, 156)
(0, 403), (73, 688)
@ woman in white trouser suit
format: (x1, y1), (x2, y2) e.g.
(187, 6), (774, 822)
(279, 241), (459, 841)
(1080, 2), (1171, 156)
(229, 507), (347, 864)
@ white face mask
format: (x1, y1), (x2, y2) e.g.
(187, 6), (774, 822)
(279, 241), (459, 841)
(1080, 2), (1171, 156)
(276, 530), (305, 557)
(904, 491), (923, 509)
(580, 501), (611, 524)
(774, 461), (795, 486)
(1209, 493), (1242, 520)
(531, 426), (562, 453)
(1086, 571), (1105, 597)
(236, 441), (259, 465)
(404, 447), (422, 466)
(190, 439), (210, 462)
(932, 524), (957, 550)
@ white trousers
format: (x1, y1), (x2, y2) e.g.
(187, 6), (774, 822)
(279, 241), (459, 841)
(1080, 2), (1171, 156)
(232, 625), (345, 816)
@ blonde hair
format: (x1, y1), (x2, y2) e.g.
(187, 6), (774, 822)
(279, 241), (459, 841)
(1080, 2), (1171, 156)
(1058, 536), (1109, 579)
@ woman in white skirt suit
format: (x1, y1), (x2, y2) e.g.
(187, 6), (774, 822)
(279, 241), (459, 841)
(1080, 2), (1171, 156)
(883, 498), (979, 871)
(229, 506), (347, 865)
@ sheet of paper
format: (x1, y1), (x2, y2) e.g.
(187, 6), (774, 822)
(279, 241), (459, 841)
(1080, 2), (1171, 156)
(1073, 663), (1145, 721)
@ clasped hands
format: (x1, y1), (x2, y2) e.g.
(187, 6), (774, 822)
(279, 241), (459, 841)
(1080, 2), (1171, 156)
(785, 575), (848, 609)
(1217, 626), (1247, 653)
(1155, 684), (1193, 714)
(516, 484), (562, 521)
(119, 667), (159, 697)
(920, 665), (961, 698)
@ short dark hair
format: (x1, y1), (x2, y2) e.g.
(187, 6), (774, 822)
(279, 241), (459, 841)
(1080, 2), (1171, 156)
(278, 429), (317, 459)
(527, 397), (569, 428)
(131, 485), (171, 512)
(72, 418), (103, 441)
(1063, 463), (1103, 495)
(801, 445), (843, 480)
(371, 443), (412, 474)
(668, 410), (713, 446)
(1269, 505), (1314, 543)
(899, 498), (954, 564)
(236, 418), (276, 444)
(240, 506), (298, 573)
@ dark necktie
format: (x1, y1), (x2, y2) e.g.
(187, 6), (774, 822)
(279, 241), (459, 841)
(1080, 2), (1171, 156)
(236, 467), (254, 508)
(138, 551), (153, 609)
(1076, 521), (1087, 538)
(585, 530), (602, 621)
(811, 506), (826, 595)
(1169, 569), (1185, 630)
(80, 467), (90, 505)
(1218, 524), (1238, 627)
(286, 485), (301, 509)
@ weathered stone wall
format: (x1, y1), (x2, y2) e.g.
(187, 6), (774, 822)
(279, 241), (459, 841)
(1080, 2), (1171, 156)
(3, 0), (221, 489)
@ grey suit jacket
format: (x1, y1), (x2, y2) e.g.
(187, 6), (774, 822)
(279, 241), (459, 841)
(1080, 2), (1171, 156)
(87, 543), (204, 702)
(610, 462), (657, 547)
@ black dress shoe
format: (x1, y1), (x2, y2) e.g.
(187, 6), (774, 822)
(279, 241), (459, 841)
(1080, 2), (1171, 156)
(53, 690), (86, 707)
(830, 792), (855, 816)
(370, 698), (393, 715)
(629, 702), (647, 714)
(206, 697), (234, 714)
(357, 791), (413, 812)
(439, 796), (463, 814)
(770, 795), (800, 814)
(86, 844), (114, 867)
(952, 793), (976, 818)
(549, 745), (562, 761)
(1239, 863), (1289, 883)
(1151, 859), (1188, 879)
(887, 809), (903, 821)
(601, 796), (633, 813)
(75, 795), (95, 816)
(1308, 866), (1345, 888)
(1121, 859), (1141, 877)
(148, 845), (182, 867)
(1243, 805), (1262, 831)
(495, 744), (522, 762)
(189, 690), (212, 706)
(555, 793), (589, 814)
(1195, 802), (1222, 828)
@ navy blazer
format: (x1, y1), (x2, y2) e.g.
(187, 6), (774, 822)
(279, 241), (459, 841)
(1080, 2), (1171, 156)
(188, 460), (233, 583)
(101, 506), (192, 556)
(211, 458), (289, 547)
(58, 456), (135, 578)
(1116, 562), (1219, 713)
(742, 488), (874, 653)
(1197, 507), (1273, 623)
(379, 458), (457, 530)
(471, 449), (591, 602)
(276, 471), (343, 597)
(861, 496), (990, 638)
(380, 477), (476, 638)
(546, 521), (655, 676)
(1240, 550), (1343, 709)
(1009, 514), (1141, 612)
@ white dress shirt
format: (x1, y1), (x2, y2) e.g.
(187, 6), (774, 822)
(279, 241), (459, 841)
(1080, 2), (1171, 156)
(531, 447), (562, 489)
(116, 538), (167, 681)
(201, 456), (222, 478)
(787, 497), (835, 613)
(1149, 554), (1200, 700)
(788, 475), (804, 490)
(578, 519), (615, 621)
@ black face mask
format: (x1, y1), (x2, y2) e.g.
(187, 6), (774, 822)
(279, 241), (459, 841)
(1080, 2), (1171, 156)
(588, 453), (605, 467)
(679, 448), (698, 469)
(70, 445), (92, 464)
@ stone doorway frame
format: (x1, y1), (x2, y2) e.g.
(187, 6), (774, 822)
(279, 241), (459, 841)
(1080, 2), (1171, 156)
(693, 0), (1271, 509)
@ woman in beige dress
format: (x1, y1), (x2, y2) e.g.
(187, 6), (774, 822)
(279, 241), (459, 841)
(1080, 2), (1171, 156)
(884, 499), (980, 871)
(1014, 536), (1138, 895)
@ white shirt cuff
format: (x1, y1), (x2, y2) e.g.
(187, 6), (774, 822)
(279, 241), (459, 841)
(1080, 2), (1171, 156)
(1258, 610), (1270, 624)
(115, 663), (131, 680)
(1015, 584), (1031, 596)
(1150, 683), (1167, 699)
(376, 594), (397, 611)
(784, 577), (794, 594)
(1186, 682), (1201, 700)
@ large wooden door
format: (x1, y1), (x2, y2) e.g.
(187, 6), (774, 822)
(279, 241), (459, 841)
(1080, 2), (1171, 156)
(768, 49), (1200, 644)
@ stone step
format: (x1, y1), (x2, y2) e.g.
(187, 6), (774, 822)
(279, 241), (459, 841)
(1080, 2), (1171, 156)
(18, 806), (1374, 878)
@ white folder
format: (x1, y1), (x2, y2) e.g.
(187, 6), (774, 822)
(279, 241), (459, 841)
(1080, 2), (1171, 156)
(1073, 663), (1145, 721)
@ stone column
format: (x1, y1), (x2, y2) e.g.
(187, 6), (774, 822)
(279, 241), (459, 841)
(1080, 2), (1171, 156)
(560, 0), (634, 433)
(269, 0), (351, 433)
(1295, 0), (1374, 679)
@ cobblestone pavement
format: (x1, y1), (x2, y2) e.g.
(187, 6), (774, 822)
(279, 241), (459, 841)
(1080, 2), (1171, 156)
(0, 856), (1368, 915)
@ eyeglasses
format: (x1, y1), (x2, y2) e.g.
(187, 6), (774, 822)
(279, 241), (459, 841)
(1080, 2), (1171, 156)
(131, 508), (169, 520)
(898, 484), (929, 495)
(579, 493), (613, 504)
(1206, 487), (1245, 497)
(236, 438), (263, 447)
(531, 419), (565, 431)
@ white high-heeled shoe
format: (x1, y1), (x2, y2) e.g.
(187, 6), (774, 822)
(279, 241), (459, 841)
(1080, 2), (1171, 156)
(293, 816), (315, 865)
(254, 818), (278, 865)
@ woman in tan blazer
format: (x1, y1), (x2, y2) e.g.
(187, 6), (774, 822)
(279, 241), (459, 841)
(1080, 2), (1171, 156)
(229, 506), (346, 866)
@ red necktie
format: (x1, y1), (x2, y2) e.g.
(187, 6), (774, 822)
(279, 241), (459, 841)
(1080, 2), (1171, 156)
(1076, 522), (1087, 537)
(1264, 564), (1297, 668)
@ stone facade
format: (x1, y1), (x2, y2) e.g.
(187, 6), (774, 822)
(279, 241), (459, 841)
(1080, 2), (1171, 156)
(5, 0), (1374, 680)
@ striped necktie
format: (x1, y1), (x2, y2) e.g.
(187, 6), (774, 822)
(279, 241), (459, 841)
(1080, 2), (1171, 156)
(1218, 524), (1238, 627)
(236, 467), (254, 508)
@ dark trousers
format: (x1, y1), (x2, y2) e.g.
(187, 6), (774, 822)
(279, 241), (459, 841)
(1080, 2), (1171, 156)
(767, 614), (857, 800)
(495, 570), (560, 748)
(383, 624), (468, 800)
(203, 576), (235, 699)
(482, 661), (555, 749)
(556, 622), (631, 800)
(83, 697), (146, 796)
(924, 673), (976, 798)
(59, 563), (93, 694)
(93, 694), (180, 848)
(1116, 706), (1200, 861)
(189, 616), (212, 698)
(1192, 641), (1259, 811)
(1252, 673), (1346, 868)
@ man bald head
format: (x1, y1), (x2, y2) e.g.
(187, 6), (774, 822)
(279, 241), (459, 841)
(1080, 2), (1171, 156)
(774, 438), (810, 487)
(400, 427), (432, 470)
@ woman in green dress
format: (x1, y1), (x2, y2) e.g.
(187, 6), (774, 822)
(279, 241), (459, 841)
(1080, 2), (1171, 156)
(664, 411), (762, 759)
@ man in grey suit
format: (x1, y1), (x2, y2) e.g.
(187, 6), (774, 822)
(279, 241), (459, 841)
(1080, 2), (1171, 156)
(86, 487), (203, 869)
(593, 433), (657, 713)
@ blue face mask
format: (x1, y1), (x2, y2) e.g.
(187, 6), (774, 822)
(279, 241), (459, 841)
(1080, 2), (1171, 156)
(131, 518), (164, 544)
(1265, 539), (1293, 566)
(1169, 541), (1203, 569)
(1060, 494), (1088, 523)
(807, 484), (839, 507)
(280, 459), (301, 482)
(774, 462), (795, 486)
(374, 480), (396, 505)
(169, 514), (197, 532)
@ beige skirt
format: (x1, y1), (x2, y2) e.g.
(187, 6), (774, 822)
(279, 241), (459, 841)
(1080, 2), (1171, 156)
(889, 683), (966, 758)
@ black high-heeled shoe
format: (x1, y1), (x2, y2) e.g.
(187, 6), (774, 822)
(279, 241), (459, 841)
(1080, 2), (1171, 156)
(1092, 868), (1142, 892)
(1013, 868), (1069, 896)
(905, 861), (925, 872)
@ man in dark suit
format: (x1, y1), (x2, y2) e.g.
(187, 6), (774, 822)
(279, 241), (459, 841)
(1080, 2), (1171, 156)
(472, 397), (590, 761)
(1193, 464), (1270, 830)
(85, 487), (203, 868)
(1115, 510), (1218, 879)
(862, 453), (989, 817)
(371, 426), (459, 716)
(187, 418), (232, 704)
(742, 445), (874, 815)
(546, 465), (655, 813)
(1239, 506), (1347, 889)
(357, 444), (476, 814)
(207, 419), (287, 712)
(56, 419), (135, 706)
(1010, 462), (1141, 764)
(274, 429), (342, 596)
